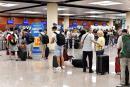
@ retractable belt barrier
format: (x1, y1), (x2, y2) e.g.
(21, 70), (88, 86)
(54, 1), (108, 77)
(0, 40), (6, 51)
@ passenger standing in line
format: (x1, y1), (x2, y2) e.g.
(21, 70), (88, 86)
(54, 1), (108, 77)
(51, 26), (65, 71)
(6, 27), (18, 59)
(117, 29), (130, 86)
(24, 29), (34, 59)
(39, 29), (49, 59)
(96, 30), (105, 56)
(81, 28), (99, 73)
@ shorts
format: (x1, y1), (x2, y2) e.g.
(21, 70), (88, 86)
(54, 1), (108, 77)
(27, 43), (33, 52)
(40, 44), (46, 51)
(9, 44), (18, 52)
(54, 45), (63, 57)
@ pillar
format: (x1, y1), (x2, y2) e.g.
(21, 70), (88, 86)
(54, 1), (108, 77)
(126, 12), (130, 33)
(47, 3), (58, 50)
(109, 19), (113, 27)
(64, 16), (69, 30)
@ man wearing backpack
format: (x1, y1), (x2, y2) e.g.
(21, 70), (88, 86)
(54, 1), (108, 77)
(24, 29), (34, 59)
(39, 29), (49, 59)
(6, 27), (18, 59)
(51, 26), (65, 71)
(117, 29), (130, 86)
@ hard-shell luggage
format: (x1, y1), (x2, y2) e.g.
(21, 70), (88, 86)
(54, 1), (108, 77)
(53, 56), (58, 68)
(18, 46), (27, 61)
(45, 46), (49, 58)
(72, 59), (83, 68)
(115, 56), (120, 73)
(96, 55), (109, 75)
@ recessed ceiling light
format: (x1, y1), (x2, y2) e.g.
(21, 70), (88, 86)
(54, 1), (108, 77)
(59, 13), (75, 16)
(44, 8), (68, 11)
(89, 1), (123, 6)
(20, 11), (42, 14)
(85, 11), (104, 14)
(0, 3), (18, 7)
(111, 13), (126, 16)
(86, 15), (102, 18)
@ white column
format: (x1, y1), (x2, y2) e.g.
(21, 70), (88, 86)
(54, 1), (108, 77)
(126, 12), (130, 33)
(63, 16), (69, 30)
(109, 19), (113, 27)
(47, 3), (58, 50)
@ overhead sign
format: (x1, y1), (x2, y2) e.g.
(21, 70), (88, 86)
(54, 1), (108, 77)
(31, 22), (44, 37)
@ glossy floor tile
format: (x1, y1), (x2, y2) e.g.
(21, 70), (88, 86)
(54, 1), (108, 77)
(0, 46), (120, 87)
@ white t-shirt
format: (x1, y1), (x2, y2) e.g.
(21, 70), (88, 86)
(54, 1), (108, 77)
(117, 35), (123, 49)
(81, 33), (94, 51)
(66, 31), (71, 39)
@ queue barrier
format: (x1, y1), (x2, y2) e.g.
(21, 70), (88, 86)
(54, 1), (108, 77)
(0, 40), (6, 51)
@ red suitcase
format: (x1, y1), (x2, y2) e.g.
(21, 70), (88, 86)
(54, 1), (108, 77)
(115, 56), (121, 73)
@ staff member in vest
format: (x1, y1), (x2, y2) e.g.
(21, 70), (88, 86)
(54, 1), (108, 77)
(117, 29), (130, 86)
(81, 28), (99, 73)
(51, 26), (65, 72)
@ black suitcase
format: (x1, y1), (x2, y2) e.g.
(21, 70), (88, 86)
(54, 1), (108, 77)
(45, 46), (49, 58)
(53, 56), (58, 68)
(96, 55), (109, 75)
(18, 47), (27, 61)
(72, 59), (83, 68)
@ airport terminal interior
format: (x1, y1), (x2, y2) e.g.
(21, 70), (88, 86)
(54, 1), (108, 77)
(0, 0), (130, 87)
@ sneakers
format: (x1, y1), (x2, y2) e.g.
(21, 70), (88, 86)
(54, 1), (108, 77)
(55, 67), (62, 72)
(62, 66), (65, 69)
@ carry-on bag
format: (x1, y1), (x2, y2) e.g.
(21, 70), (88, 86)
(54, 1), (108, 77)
(72, 59), (83, 68)
(52, 56), (58, 68)
(63, 47), (73, 61)
(115, 56), (121, 73)
(45, 45), (49, 58)
(96, 55), (109, 75)
(17, 46), (27, 61)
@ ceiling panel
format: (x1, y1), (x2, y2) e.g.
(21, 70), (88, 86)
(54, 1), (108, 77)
(34, 0), (68, 2)
(6, 6), (125, 19)
(66, 0), (130, 11)
(0, 1), (39, 11)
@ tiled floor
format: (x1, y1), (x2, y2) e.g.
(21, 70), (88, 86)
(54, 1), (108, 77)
(0, 46), (121, 87)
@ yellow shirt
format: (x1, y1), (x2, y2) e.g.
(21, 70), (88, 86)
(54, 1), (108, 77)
(96, 37), (105, 51)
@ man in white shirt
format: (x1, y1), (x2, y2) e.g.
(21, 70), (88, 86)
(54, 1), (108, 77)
(81, 29), (97, 73)
(51, 26), (65, 71)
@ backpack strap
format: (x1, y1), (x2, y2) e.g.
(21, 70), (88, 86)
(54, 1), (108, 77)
(83, 34), (88, 44)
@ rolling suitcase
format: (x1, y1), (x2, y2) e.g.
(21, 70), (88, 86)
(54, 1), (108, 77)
(115, 56), (121, 73)
(72, 59), (83, 68)
(96, 55), (109, 75)
(45, 45), (49, 59)
(52, 56), (58, 68)
(18, 46), (27, 61)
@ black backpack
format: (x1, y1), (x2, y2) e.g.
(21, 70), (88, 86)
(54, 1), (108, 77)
(54, 32), (65, 46)
(27, 33), (34, 44)
(41, 34), (49, 44)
